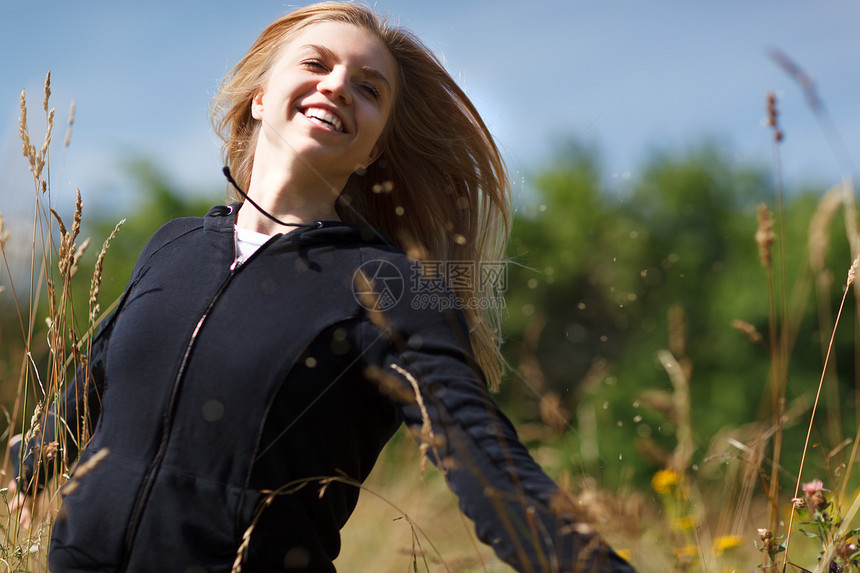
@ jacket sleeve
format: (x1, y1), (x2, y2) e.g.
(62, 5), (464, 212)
(11, 216), (203, 494)
(361, 293), (635, 573)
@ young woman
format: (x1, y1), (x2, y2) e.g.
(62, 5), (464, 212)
(13, 3), (635, 572)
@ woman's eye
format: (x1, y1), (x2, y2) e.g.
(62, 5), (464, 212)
(360, 84), (380, 100)
(302, 60), (327, 71)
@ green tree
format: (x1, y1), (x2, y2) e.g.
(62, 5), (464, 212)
(502, 141), (854, 489)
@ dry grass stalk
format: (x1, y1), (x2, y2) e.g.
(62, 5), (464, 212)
(36, 108), (54, 181)
(0, 212), (9, 248)
(42, 441), (59, 462)
(766, 91), (783, 143)
(769, 49), (821, 113)
(71, 190), (82, 240)
(396, 229), (429, 263)
(35, 73), (54, 182)
(656, 350), (694, 473)
(757, 192), (785, 545)
(63, 101), (75, 148)
(391, 363), (440, 475)
(363, 365), (416, 404)
(89, 219), (125, 323)
(42, 72), (51, 113)
(231, 523), (253, 573)
(538, 392), (569, 433)
(53, 190), (82, 278)
(770, 50), (860, 261)
(19, 90), (36, 174)
(2, 74), (102, 570)
(70, 237), (91, 279)
(18, 73), (55, 185)
(847, 255), (859, 288)
(755, 203), (775, 269)
(23, 403), (43, 444)
(61, 448), (109, 495)
(808, 185), (843, 273)
(782, 255), (859, 568)
(731, 319), (762, 344)
(50, 208), (67, 238)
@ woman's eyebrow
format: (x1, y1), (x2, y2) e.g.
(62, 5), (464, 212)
(360, 66), (392, 94)
(300, 43), (392, 94)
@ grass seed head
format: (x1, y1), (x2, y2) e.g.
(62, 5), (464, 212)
(769, 48), (822, 111)
(0, 212), (9, 248)
(71, 237), (91, 278)
(24, 403), (43, 443)
(363, 365), (416, 404)
(847, 255), (859, 288)
(731, 319), (762, 344)
(64, 101), (76, 147)
(766, 91), (783, 143)
(90, 219), (125, 322)
(42, 72), (51, 113)
(42, 441), (59, 462)
(72, 189), (82, 240)
(19, 90), (36, 172)
(809, 186), (843, 272)
(63, 448), (109, 496)
(755, 203), (775, 269)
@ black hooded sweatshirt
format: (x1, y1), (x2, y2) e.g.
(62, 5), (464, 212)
(17, 205), (635, 572)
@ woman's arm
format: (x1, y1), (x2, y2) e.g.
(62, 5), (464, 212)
(361, 292), (635, 573)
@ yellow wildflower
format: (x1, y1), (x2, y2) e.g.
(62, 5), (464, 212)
(673, 545), (698, 559)
(713, 535), (744, 556)
(652, 468), (681, 494)
(672, 515), (697, 531)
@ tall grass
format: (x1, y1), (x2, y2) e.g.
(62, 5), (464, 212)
(0, 74), (122, 571)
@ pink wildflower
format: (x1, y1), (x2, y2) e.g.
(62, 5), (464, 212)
(802, 479), (827, 494)
(802, 479), (829, 513)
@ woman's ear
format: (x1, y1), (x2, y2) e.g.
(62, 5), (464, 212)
(251, 89), (265, 120)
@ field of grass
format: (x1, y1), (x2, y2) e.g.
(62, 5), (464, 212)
(4, 67), (860, 573)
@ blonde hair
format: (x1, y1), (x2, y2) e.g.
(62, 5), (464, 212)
(211, 2), (511, 389)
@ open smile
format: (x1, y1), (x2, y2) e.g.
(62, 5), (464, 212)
(300, 106), (346, 133)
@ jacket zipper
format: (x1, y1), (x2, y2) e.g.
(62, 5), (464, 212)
(118, 266), (237, 571)
(117, 231), (285, 570)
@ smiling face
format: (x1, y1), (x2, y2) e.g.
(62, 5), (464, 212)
(251, 21), (397, 184)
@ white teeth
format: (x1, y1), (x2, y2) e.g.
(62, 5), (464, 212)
(303, 107), (344, 133)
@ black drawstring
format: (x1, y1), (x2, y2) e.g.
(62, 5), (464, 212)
(222, 166), (322, 229)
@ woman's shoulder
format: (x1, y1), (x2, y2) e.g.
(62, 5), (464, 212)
(125, 215), (211, 279)
(141, 216), (205, 255)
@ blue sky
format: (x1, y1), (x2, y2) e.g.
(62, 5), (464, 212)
(3, 1), (860, 216)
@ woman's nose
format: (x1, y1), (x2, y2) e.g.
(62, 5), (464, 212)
(317, 67), (352, 104)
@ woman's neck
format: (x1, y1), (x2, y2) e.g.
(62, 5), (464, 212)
(237, 163), (344, 234)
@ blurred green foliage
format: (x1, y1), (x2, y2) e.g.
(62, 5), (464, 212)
(502, 141), (854, 491)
